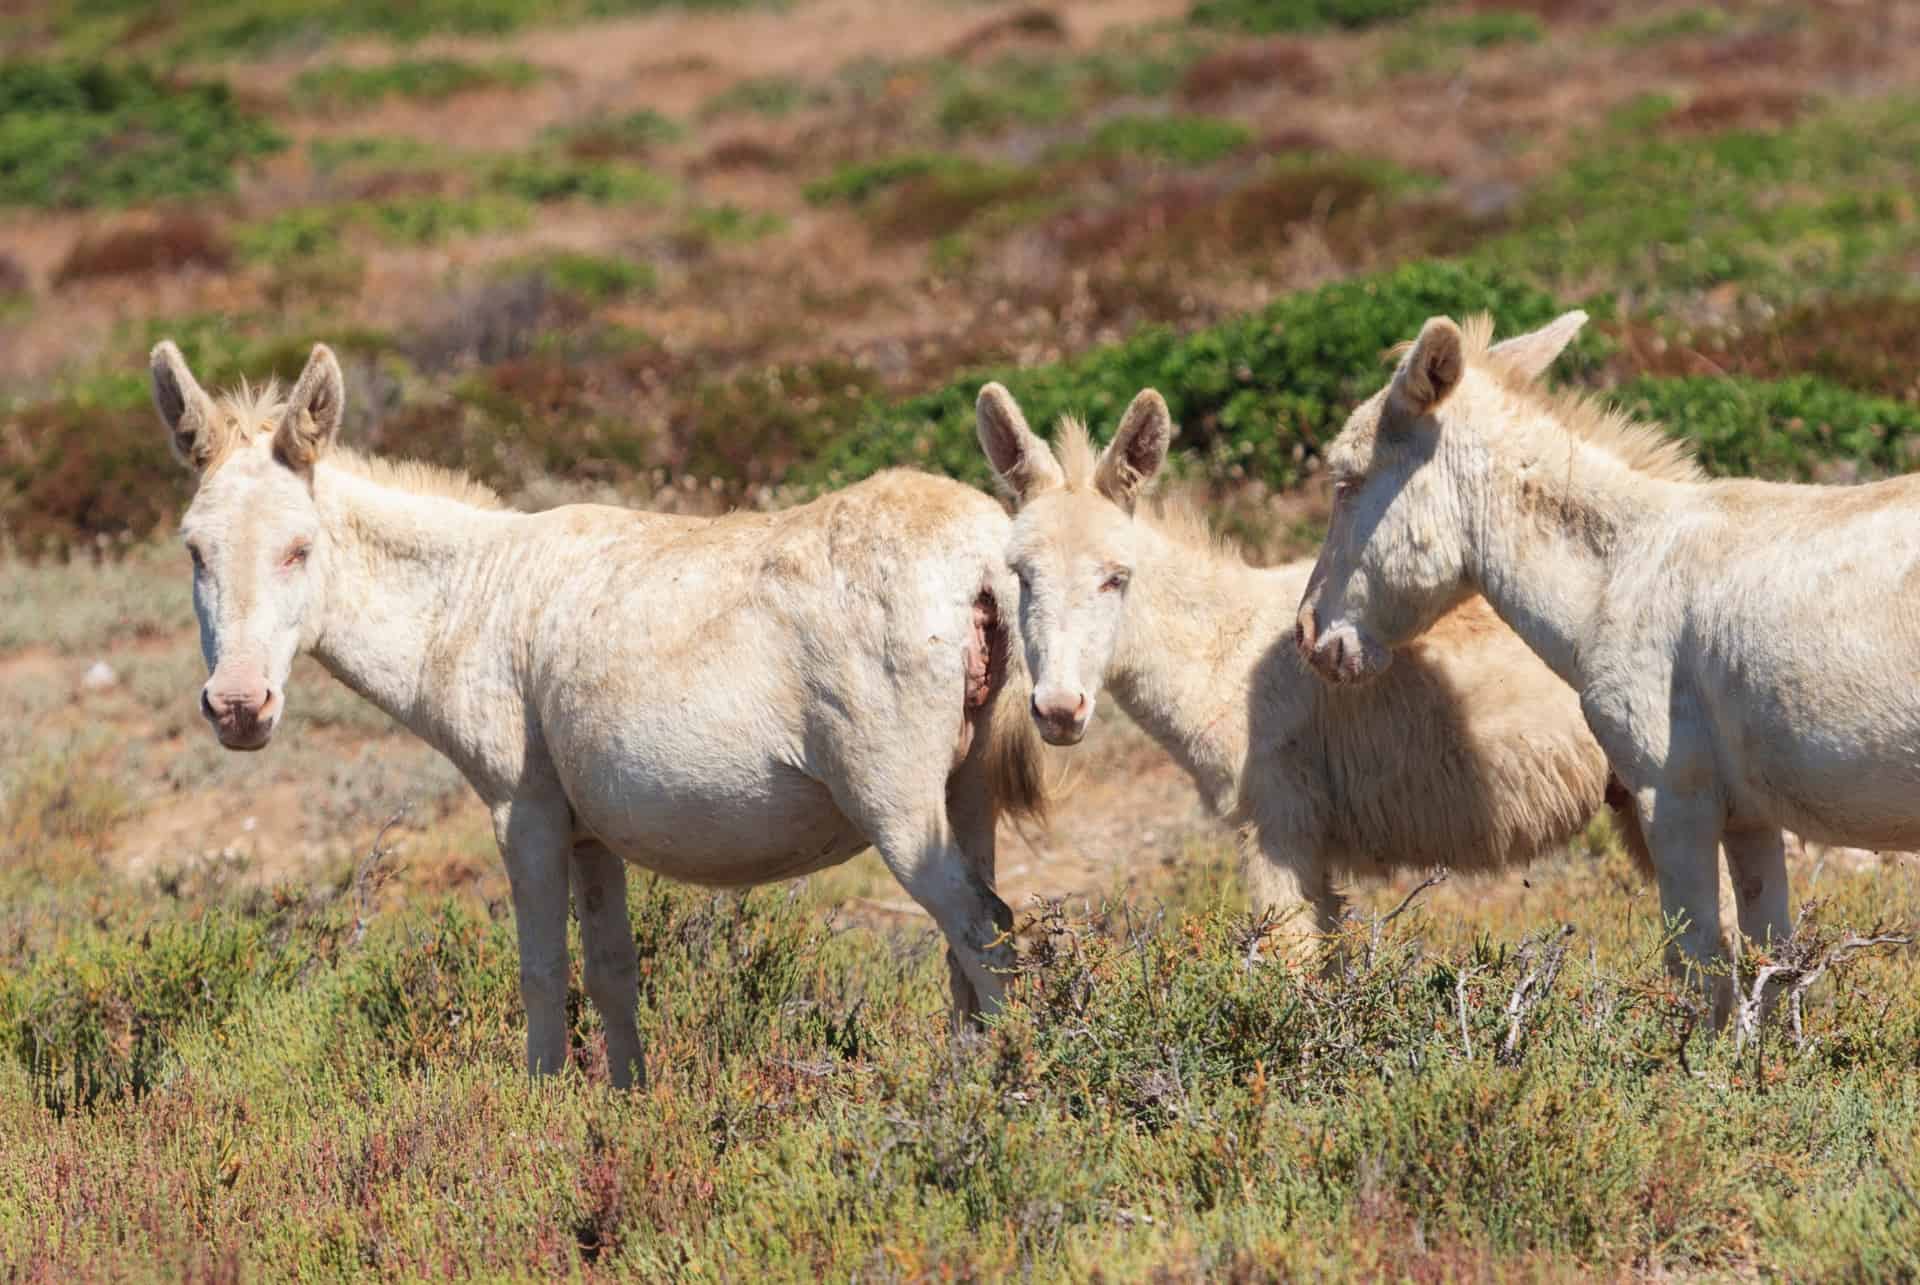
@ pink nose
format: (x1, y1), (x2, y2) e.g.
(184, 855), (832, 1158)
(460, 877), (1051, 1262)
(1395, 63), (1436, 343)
(201, 680), (277, 748)
(1031, 691), (1090, 744)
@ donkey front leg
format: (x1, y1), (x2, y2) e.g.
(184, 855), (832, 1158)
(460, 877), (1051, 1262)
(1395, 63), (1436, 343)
(943, 751), (1003, 1026)
(1244, 825), (1343, 969)
(493, 795), (574, 1076)
(1642, 786), (1733, 1027)
(844, 773), (1014, 1020)
(571, 840), (645, 1089)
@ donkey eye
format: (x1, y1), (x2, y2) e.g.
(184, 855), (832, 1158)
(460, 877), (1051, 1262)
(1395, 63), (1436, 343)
(187, 545), (205, 572)
(1100, 570), (1130, 593)
(282, 542), (312, 569)
(1331, 477), (1361, 501)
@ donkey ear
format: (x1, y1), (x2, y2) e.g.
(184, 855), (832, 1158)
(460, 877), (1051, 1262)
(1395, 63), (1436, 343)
(1093, 388), (1171, 513)
(1390, 316), (1466, 418)
(975, 382), (1064, 505)
(273, 343), (345, 478)
(1488, 309), (1588, 382)
(151, 340), (221, 471)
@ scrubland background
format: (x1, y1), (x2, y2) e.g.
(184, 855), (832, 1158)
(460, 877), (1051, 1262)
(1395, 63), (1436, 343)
(2, 0), (1919, 1277)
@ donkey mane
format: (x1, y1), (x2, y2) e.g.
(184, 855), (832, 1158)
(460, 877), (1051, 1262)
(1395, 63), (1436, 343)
(1459, 314), (1705, 484)
(211, 380), (503, 510)
(1052, 416), (1240, 561)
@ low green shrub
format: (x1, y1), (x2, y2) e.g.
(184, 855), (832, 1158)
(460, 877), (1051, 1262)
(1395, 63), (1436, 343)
(541, 108), (684, 159)
(700, 74), (827, 119)
(0, 62), (283, 208)
(804, 153), (965, 206)
(1474, 96), (1920, 298)
(1613, 373), (1920, 480)
(1189, 0), (1429, 35)
(1382, 10), (1544, 76)
(801, 261), (1600, 490)
(1084, 113), (1254, 166)
(484, 156), (673, 206)
(515, 250), (656, 301)
(2, 912), (309, 1115)
(291, 57), (543, 108)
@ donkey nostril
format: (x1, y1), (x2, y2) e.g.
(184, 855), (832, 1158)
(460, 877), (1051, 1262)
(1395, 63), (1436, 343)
(1072, 694), (1089, 719)
(200, 688), (219, 721)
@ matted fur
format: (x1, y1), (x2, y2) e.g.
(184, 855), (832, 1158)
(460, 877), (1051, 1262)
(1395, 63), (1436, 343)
(158, 343), (1049, 1089)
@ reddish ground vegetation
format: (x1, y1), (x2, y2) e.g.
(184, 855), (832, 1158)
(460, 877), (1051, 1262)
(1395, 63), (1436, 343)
(1180, 40), (1330, 103)
(52, 215), (231, 287)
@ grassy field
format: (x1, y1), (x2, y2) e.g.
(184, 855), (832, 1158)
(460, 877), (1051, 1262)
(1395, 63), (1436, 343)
(4, 0), (1920, 1276)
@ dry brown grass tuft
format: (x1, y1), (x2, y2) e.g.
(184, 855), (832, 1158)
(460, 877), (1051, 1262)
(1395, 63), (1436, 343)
(1666, 83), (1810, 134)
(697, 137), (791, 172)
(1180, 40), (1330, 102)
(944, 5), (1067, 61)
(52, 215), (231, 287)
(1607, 297), (1920, 405)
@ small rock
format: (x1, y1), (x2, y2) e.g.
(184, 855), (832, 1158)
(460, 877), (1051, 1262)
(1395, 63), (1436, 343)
(81, 661), (118, 691)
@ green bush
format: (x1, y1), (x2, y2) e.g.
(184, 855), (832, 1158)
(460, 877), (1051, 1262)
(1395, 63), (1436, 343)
(801, 261), (1601, 490)
(516, 250), (656, 301)
(1189, 0), (1429, 35)
(1084, 113), (1254, 166)
(484, 156), (673, 206)
(804, 153), (963, 206)
(0, 62), (283, 208)
(291, 57), (543, 108)
(679, 203), (786, 245)
(2, 912), (308, 1115)
(46, 0), (788, 56)
(1474, 96), (1920, 298)
(701, 74), (827, 119)
(540, 108), (684, 158)
(936, 63), (1075, 135)
(1382, 11), (1544, 75)
(1613, 373), (1920, 480)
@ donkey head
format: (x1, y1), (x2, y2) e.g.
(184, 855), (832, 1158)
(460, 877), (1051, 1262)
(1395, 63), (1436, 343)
(975, 383), (1171, 745)
(1295, 310), (1588, 684)
(151, 341), (345, 750)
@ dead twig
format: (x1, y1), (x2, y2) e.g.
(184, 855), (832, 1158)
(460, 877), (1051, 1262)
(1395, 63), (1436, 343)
(1370, 868), (1449, 964)
(1500, 923), (1576, 1065)
(348, 805), (409, 949)
(1733, 907), (1911, 1060)
(1455, 964), (1475, 1061)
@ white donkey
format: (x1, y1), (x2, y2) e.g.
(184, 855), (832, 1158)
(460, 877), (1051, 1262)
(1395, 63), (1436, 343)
(1292, 310), (1917, 1016)
(149, 340), (1049, 1088)
(974, 383), (1653, 940)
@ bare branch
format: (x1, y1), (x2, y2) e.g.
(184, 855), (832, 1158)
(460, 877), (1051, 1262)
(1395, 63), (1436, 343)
(348, 804), (410, 949)
(1455, 965), (1475, 1061)
(1500, 923), (1575, 1065)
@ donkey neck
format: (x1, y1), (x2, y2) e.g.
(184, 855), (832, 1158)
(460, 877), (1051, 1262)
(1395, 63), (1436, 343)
(1106, 518), (1279, 811)
(1463, 424), (1681, 689)
(308, 463), (519, 743)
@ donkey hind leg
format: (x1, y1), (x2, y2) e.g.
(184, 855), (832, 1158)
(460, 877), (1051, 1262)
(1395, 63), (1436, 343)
(1723, 827), (1792, 1026)
(944, 747), (1006, 1027)
(493, 794), (574, 1076)
(571, 839), (645, 1089)
(1643, 787), (1733, 1028)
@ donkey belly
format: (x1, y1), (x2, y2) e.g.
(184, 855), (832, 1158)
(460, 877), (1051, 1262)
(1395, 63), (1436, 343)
(568, 758), (869, 886)
(1714, 670), (1920, 848)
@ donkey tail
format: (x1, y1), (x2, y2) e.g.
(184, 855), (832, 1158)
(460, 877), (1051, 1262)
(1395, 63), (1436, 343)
(979, 581), (1051, 828)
